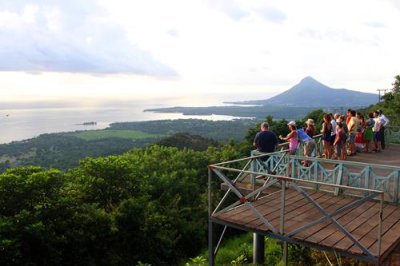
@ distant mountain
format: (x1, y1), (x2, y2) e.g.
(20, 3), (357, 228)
(231, 76), (378, 107)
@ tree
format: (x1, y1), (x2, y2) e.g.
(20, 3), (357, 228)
(380, 74), (400, 125)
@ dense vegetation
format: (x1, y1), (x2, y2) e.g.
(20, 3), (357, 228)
(0, 146), (234, 265)
(0, 134), (156, 171)
(379, 74), (400, 125)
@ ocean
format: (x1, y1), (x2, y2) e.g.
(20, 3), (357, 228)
(0, 98), (250, 144)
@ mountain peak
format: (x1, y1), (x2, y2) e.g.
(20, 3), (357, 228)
(301, 76), (317, 82)
(229, 76), (377, 107)
(298, 76), (323, 86)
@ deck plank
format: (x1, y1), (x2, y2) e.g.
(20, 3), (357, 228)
(317, 201), (378, 248)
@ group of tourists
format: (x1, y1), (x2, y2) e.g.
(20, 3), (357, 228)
(253, 109), (390, 164)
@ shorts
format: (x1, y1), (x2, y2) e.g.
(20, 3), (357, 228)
(322, 135), (331, 142)
(303, 140), (315, 157)
(348, 133), (356, 144)
(373, 131), (382, 142)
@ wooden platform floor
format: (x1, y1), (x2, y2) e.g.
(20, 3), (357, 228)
(212, 187), (400, 262)
(346, 143), (400, 167)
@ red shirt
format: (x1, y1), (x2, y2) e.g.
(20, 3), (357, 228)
(355, 132), (365, 144)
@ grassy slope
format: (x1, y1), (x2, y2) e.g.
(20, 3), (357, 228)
(70, 129), (164, 141)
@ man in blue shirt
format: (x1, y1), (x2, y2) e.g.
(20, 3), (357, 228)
(253, 122), (278, 161)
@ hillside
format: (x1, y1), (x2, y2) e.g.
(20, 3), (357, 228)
(0, 119), (253, 171)
(230, 76), (378, 107)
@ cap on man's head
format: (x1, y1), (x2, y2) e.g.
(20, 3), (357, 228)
(287, 121), (296, 126)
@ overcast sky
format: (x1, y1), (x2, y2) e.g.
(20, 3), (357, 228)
(0, 0), (399, 104)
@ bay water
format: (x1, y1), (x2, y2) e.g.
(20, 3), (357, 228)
(0, 98), (252, 144)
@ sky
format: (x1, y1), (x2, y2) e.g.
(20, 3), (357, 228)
(0, 0), (399, 105)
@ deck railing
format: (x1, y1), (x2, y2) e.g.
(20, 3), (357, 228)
(387, 125), (400, 147)
(249, 151), (400, 203)
(249, 128), (400, 203)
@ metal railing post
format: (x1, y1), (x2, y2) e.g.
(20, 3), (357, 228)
(250, 153), (257, 193)
(291, 156), (296, 178)
(365, 166), (371, 190)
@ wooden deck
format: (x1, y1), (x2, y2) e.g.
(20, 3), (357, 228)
(211, 187), (400, 263)
(346, 143), (400, 167)
(210, 144), (400, 264)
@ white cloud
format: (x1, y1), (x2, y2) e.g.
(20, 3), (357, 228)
(0, 0), (176, 76)
(204, 0), (249, 20)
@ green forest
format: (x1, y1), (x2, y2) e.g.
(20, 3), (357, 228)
(0, 75), (399, 265)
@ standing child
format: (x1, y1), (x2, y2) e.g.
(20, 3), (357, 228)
(354, 129), (366, 153)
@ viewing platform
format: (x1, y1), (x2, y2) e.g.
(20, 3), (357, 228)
(208, 128), (400, 265)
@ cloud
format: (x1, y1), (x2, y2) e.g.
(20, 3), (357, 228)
(385, 0), (400, 11)
(0, 0), (176, 76)
(364, 21), (386, 28)
(256, 7), (287, 24)
(205, 0), (249, 20)
(205, 1), (287, 25)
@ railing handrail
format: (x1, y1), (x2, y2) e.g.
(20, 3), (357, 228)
(212, 150), (400, 171)
(209, 164), (384, 195)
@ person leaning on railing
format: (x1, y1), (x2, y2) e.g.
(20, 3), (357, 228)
(297, 126), (316, 166)
(279, 121), (299, 155)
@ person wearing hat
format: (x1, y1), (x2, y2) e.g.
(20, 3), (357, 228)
(297, 122), (316, 166)
(279, 121), (299, 155)
(253, 122), (278, 161)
